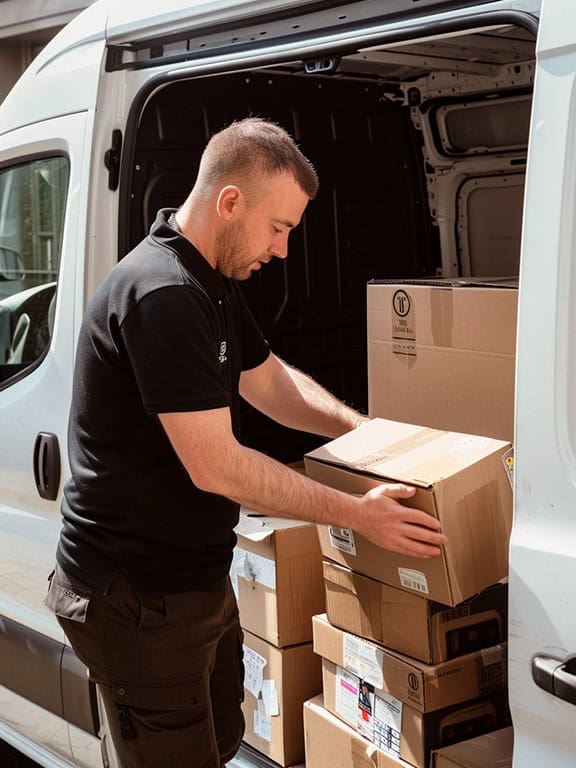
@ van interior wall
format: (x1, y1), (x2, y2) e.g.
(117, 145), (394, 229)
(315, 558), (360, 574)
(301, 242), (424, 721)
(128, 71), (440, 461)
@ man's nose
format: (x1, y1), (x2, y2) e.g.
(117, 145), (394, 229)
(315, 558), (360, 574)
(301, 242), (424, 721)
(270, 234), (289, 260)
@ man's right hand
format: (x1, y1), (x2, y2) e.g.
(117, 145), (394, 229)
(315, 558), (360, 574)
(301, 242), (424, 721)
(356, 484), (447, 558)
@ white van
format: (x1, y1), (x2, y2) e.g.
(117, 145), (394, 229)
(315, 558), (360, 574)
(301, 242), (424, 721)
(0, 0), (574, 766)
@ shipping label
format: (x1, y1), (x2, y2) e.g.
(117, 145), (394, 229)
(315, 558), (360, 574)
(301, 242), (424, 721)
(398, 567), (429, 595)
(343, 632), (384, 689)
(328, 526), (357, 555)
(335, 666), (402, 759)
(243, 646), (267, 698)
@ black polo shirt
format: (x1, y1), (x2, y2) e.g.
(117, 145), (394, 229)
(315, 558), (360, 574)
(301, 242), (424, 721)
(57, 209), (270, 596)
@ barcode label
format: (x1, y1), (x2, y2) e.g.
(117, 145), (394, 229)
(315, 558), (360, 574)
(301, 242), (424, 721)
(398, 568), (429, 594)
(374, 694), (402, 758)
(329, 526), (357, 555)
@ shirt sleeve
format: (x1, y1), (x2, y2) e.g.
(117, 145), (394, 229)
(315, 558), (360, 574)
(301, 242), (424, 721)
(233, 283), (270, 371)
(119, 285), (230, 414)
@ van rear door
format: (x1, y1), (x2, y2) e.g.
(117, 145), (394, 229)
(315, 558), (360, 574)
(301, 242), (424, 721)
(510, 0), (576, 764)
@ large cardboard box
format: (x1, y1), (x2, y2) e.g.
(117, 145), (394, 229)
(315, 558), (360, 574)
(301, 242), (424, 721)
(312, 614), (507, 713)
(304, 695), (409, 768)
(323, 561), (508, 664)
(367, 279), (518, 442)
(241, 629), (322, 766)
(232, 510), (325, 646)
(305, 418), (513, 606)
(431, 727), (513, 768)
(322, 658), (510, 768)
(303, 697), (509, 768)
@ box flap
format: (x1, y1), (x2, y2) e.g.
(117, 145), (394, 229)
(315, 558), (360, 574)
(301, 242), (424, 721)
(431, 726), (513, 767)
(368, 277), (518, 289)
(305, 419), (510, 487)
(235, 510), (310, 542)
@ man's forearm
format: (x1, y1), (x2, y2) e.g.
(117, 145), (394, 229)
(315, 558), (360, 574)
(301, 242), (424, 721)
(211, 439), (360, 526)
(243, 355), (368, 438)
(159, 408), (447, 558)
(277, 364), (368, 437)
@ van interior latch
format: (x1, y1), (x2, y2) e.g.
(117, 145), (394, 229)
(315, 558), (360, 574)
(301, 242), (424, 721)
(104, 129), (123, 191)
(304, 57), (340, 75)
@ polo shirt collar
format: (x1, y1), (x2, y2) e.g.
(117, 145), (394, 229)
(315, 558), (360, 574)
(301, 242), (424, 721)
(150, 208), (227, 298)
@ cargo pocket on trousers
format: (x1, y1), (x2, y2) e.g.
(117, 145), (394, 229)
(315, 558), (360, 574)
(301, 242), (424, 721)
(103, 675), (210, 748)
(43, 567), (91, 622)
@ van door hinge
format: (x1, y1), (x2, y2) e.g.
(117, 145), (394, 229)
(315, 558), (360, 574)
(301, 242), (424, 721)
(104, 129), (123, 191)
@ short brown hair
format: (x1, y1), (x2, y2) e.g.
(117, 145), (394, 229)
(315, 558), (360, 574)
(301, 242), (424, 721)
(197, 117), (319, 200)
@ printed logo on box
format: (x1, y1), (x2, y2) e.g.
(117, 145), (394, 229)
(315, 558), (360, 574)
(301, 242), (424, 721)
(392, 289), (416, 354)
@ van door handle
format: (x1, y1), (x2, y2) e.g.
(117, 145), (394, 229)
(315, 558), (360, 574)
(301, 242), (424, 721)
(532, 654), (576, 705)
(33, 432), (61, 501)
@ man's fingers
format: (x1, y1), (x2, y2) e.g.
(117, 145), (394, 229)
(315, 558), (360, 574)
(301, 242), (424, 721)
(404, 524), (448, 546)
(395, 540), (444, 559)
(377, 483), (417, 499)
(402, 507), (444, 531)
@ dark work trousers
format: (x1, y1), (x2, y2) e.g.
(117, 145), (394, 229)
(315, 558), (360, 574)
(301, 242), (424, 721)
(45, 563), (245, 768)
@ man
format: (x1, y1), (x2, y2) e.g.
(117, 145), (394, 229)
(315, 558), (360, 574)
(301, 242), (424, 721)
(45, 117), (446, 768)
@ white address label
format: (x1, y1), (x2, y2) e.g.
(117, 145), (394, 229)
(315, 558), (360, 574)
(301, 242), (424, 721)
(328, 526), (357, 555)
(243, 646), (267, 698)
(343, 632), (384, 689)
(374, 693), (403, 758)
(398, 568), (429, 594)
(253, 710), (272, 742)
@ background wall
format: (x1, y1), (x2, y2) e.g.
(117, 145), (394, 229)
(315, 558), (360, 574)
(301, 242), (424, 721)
(0, 0), (95, 103)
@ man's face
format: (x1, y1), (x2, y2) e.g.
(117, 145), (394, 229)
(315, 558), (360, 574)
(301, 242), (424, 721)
(215, 172), (310, 280)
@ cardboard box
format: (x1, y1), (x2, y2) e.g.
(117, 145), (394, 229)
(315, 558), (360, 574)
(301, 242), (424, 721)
(241, 629), (322, 766)
(312, 614), (507, 713)
(303, 697), (510, 768)
(431, 727), (513, 768)
(367, 280), (518, 442)
(304, 695), (409, 768)
(322, 658), (510, 768)
(323, 561), (508, 664)
(232, 510), (325, 646)
(305, 418), (513, 606)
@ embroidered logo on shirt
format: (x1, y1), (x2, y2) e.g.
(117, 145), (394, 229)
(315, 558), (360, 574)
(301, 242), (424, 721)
(219, 341), (228, 363)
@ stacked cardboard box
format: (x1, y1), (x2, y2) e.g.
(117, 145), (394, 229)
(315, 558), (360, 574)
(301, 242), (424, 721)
(312, 613), (508, 768)
(431, 726), (513, 767)
(303, 418), (514, 768)
(304, 418), (514, 607)
(303, 698), (513, 768)
(367, 279), (518, 442)
(232, 507), (325, 766)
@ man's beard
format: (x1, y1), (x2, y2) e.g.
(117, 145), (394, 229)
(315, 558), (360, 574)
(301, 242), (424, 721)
(214, 222), (256, 281)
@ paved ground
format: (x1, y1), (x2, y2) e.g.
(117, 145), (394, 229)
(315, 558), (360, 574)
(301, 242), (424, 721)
(0, 741), (39, 767)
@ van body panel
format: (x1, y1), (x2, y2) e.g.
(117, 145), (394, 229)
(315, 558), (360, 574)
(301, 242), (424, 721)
(0, 688), (73, 768)
(0, 112), (91, 641)
(509, 0), (576, 764)
(0, 40), (103, 136)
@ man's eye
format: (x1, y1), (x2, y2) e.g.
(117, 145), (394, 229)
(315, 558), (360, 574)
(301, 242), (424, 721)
(272, 226), (282, 234)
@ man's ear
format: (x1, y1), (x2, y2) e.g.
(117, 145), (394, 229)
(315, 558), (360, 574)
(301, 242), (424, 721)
(216, 185), (242, 221)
